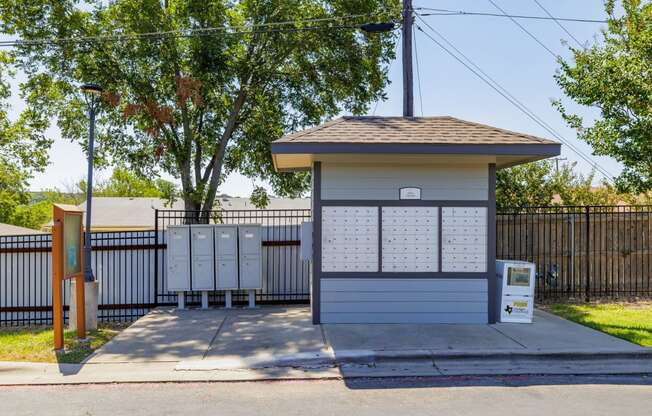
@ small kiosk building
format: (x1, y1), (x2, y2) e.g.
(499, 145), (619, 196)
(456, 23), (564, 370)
(271, 116), (560, 324)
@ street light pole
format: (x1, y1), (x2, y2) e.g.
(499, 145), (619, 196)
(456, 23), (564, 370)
(80, 83), (103, 282)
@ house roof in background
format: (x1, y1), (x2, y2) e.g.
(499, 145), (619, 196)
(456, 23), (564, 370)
(73, 196), (310, 231)
(0, 223), (45, 236)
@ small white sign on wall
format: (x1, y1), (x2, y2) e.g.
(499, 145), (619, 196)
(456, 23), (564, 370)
(399, 187), (421, 200)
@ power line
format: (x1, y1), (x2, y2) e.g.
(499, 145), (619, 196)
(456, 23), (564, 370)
(486, 0), (559, 59)
(413, 24), (424, 117)
(532, 0), (585, 49)
(0, 12), (396, 48)
(414, 15), (615, 182)
(415, 7), (607, 23)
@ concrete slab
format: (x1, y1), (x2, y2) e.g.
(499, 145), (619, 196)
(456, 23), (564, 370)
(88, 308), (226, 363)
(491, 310), (645, 353)
(204, 306), (327, 359)
(323, 323), (524, 352)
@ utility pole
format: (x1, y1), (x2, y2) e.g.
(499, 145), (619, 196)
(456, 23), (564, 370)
(551, 157), (568, 172)
(402, 0), (414, 117)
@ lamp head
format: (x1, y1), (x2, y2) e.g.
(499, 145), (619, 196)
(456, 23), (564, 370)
(80, 83), (103, 96)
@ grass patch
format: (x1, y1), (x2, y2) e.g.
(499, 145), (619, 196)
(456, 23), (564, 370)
(550, 302), (652, 347)
(0, 323), (128, 363)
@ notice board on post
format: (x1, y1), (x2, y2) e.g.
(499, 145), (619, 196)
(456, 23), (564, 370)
(52, 204), (86, 350)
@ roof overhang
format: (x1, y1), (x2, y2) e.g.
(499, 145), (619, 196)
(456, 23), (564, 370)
(271, 142), (561, 172)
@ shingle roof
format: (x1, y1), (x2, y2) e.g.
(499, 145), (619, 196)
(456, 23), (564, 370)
(275, 116), (557, 145)
(0, 223), (45, 236)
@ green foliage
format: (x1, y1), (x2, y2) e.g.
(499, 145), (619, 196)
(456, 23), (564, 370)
(0, 162), (31, 224)
(554, 0), (652, 193)
(0, 167), (179, 230)
(0, 46), (52, 229)
(1, 0), (399, 213)
(0, 50), (52, 176)
(91, 167), (179, 206)
(249, 185), (270, 209)
(496, 160), (623, 210)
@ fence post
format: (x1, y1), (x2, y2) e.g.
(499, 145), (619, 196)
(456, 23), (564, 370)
(585, 206), (591, 302)
(154, 209), (159, 307)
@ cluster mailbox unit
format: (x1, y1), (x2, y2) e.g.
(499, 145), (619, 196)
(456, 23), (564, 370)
(271, 116), (560, 324)
(166, 224), (262, 308)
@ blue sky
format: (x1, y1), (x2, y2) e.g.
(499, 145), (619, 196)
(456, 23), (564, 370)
(14, 0), (617, 195)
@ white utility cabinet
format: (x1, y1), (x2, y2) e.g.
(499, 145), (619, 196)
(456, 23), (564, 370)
(496, 260), (536, 323)
(167, 225), (191, 292)
(238, 225), (263, 289)
(214, 225), (239, 290)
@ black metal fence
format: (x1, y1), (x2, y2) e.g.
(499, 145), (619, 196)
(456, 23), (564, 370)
(0, 231), (160, 326)
(497, 205), (652, 301)
(3, 205), (652, 326)
(0, 209), (312, 326)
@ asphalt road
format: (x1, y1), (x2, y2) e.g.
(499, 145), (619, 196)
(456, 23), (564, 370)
(2, 375), (652, 416)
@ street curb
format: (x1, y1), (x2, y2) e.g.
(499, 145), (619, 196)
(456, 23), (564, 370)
(175, 348), (652, 371)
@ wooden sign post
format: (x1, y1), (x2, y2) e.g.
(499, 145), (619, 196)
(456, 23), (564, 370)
(52, 204), (86, 350)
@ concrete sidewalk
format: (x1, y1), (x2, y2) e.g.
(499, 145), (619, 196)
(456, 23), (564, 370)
(1, 306), (651, 385)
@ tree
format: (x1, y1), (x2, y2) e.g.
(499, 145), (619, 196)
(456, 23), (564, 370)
(0, 48), (52, 229)
(1, 0), (399, 218)
(89, 167), (178, 206)
(496, 161), (558, 210)
(496, 160), (622, 210)
(554, 0), (652, 194)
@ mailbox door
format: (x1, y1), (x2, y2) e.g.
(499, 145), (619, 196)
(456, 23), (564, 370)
(168, 226), (190, 257)
(191, 226), (213, 257)
(239, 226), (262, 255)
(192, 257), (215, 290)
(216, 257), (238, 289)
(215, 226), (238, 257)
(239, 255), (262, 289)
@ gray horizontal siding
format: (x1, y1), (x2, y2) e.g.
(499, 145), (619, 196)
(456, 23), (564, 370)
(320, 278), (488, 324)
(321, 163), (488, 200)
(321, 278), (487, 292)
(320, 290), (487, 302)
(321, 312), (487, 324)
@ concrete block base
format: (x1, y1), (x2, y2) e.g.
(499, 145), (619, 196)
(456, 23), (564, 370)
(69, 280), (99, 331)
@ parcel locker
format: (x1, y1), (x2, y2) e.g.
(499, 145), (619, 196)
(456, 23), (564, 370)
(238, 225), (263, 289)
(166, 225), (191, 291)
(190, 225), (215, 290)
(214, 225), (238, 290)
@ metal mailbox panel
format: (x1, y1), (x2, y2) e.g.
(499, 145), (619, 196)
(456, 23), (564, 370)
(215, 225), (238, 257)
(191, 225), (214, 257)
(191, 257), (215, 290)
(167, 226), (191, 291)
(381, 207), (438, 273)
(322, 207), (378, 272)
(239, 225), (262, 255)
(441, 207), (487, 273)
(168, 226), (190, 257)
(167, 258), (190, 291)
(216, 257), (238, 289)
(239, 255), (262, 289)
